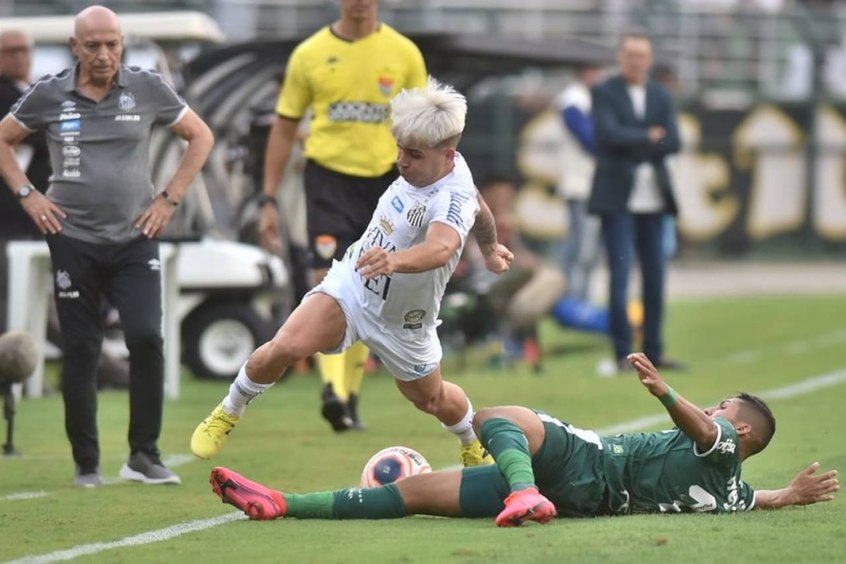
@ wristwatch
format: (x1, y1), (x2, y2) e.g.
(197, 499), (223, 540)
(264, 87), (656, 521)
(159, 190), (179, 207)
(257, 194), (278, 208)
(16, 184), (34, 198)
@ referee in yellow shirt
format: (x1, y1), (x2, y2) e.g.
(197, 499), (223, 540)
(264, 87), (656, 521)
(258, 0), (427, 431)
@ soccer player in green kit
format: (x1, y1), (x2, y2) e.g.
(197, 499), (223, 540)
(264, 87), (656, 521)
(207, 353), (838, 526)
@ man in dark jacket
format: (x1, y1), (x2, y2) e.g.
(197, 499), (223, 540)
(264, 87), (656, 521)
(0, 29), (50, 332)
(588, 30), (681, 372)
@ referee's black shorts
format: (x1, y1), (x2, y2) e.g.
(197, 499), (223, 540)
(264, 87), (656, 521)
(304, 159), (397, 269)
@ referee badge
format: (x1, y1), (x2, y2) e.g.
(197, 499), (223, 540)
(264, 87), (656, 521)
(378, 76), (395, 97)
(315, 235), (337, 261)
(406, 202), (426, 228)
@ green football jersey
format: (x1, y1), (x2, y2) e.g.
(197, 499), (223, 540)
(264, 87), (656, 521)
(600, 417), (756, 514)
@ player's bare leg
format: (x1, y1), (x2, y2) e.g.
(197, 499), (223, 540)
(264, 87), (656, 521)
(191, 293), (346, 459)
(395, 369), (492, 466)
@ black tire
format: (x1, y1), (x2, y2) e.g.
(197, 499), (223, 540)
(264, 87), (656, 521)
(182, 301), (273, 380)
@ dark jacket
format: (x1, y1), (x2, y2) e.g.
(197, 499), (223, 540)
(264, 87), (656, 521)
(0, 75), (51, 238)
(587, 75), (680, 215)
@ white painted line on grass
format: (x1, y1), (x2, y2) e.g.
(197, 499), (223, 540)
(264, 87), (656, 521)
(0, 491), (48, 501)
(3, 453), (197, 501)
(8, 367), (846, 563)
(5, 512), (245, 564)
(723, 329), (846, 364)
(597, 367), (846, 436)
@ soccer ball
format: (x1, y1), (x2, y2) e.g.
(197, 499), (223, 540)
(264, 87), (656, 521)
(360, 446), (432, 488)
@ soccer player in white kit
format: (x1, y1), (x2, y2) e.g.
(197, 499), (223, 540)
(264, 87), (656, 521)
(192, 77), (514, 466)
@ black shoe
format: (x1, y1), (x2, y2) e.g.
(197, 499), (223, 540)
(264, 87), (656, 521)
(347, 393), (365, 430)
(654, 358), (688, 371)
(320, 383), (353, 432)
(616, 358), (637, 373)
(73, 465), (102, 488)
(119, 451), (181, 485)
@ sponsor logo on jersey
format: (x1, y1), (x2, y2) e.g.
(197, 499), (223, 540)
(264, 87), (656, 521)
(119, 91), (136, 111)
(403, 309), (426, 330)
(377, 75), (395, 97)
(328, 101), (389, 124)
(63, 158), (80, 167)
(445, 191), (471, 228)
(60, 119), (80, 132)
(378, 216), (394, 236)
(62, 169), (81, 178)
(59, 112), (80, 120)
(391, 196), (404, 213)
(403, 310), (426, 323)
(406, 202), (426, 228)
(148, 259), (161, 271)
(61, 100), (76, 110)
(62, 145), (81, 157)
(115, 114), (141, 121)
(315, 234), (337, 260)
(716, 438), (736, 454)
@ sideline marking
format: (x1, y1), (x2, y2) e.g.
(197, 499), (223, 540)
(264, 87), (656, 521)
(0, 491), (48, 501)
(723, 329), (846, 364)
(5, 512), (245, 564)
(8, 367), (846, 563)
(597, 367), (846, 436)
(2, 454), (197, 501)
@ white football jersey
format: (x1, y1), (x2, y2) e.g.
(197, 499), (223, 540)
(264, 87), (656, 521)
(343, 153), (479, 331)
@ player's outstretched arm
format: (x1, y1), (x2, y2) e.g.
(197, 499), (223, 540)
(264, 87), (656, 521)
(473, 191), (513, 274)
(627, 353), (717, 452)
(754, 462), (839, 510)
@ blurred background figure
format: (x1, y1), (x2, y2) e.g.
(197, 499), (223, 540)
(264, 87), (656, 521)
(475, 174), (566, 371)
(589, 30), (683, 374)
(0, 29), (49, 332)
(554, 61), (605, 303)
(256, 0), (427, 432)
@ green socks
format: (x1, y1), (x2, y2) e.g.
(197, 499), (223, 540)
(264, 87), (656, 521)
(284, 483), (406, 519)
(479, 417), (536, 492)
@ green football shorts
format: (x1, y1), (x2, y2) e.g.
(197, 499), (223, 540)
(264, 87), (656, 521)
(458, 411), (608, 518)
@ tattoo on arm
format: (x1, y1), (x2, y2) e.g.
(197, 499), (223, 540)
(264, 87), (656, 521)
(473, 191), (498, 255)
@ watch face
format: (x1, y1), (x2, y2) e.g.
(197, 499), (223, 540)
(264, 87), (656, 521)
(17, 185), (32, 198)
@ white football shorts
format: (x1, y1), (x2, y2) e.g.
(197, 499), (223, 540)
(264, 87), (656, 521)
(305, 259), (442, 382)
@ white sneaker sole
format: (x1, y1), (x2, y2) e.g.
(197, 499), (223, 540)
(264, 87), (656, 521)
(119, 464), (182, 485)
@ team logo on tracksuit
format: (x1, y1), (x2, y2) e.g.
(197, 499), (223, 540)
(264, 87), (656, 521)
(119, 91), (136, 111)
(56, 270), (79, 299)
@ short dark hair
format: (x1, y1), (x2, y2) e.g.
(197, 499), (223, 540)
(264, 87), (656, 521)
(735, 392), (776, 455)
(477, 172), (516, 192)
(617, 28), (653, 49)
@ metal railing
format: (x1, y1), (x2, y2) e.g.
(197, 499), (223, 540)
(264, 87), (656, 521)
(7, 0), (846, 103)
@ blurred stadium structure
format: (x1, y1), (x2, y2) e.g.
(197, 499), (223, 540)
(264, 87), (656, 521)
(7, 0), (846, 102)
(3, 0), (845, 257)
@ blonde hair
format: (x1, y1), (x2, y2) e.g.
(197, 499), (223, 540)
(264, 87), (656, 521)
(390, 76), (466, 148)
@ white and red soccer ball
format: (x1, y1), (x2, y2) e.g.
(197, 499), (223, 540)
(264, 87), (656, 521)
(360, 446), (432, 488)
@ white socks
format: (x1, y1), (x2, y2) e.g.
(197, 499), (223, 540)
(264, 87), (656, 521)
(222, 364), (274, 417)
(442, 398), (477, 446)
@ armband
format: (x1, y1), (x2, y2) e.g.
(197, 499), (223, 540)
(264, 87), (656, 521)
(659, 386), (678, 409)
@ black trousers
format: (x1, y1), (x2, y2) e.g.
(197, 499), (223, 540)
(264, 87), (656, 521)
(47, 234), (164, 471)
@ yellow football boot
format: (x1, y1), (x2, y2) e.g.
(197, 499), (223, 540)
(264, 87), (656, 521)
(191, 403), (240, 460)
